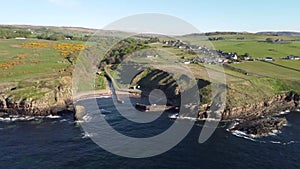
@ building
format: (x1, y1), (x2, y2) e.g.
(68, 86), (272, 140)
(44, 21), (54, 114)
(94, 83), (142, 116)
(183, 60), (191, 64)
(264, 57), (274, 61)
(15, 37), (26, 40)
(284, 55), (300, 60)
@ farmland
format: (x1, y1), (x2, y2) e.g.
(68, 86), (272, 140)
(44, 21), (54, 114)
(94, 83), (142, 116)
(106, 33), (300, 108)
(0, 28), (300, 111)
(0, 39), (78, 82)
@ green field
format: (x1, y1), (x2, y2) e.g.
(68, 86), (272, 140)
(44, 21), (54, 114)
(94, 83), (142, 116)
(1, 32), (300, 109)
(0, 39), (69, 83)
(138, 34), (300, 107)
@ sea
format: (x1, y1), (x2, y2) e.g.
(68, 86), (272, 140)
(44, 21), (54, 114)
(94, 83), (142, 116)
(0, 97), (300, 169)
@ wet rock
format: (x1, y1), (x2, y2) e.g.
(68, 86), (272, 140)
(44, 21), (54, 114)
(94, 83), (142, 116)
(230, 116), (287, 137)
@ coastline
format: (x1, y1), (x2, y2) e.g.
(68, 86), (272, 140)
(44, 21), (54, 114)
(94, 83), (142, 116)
(0, 83), (299, 131)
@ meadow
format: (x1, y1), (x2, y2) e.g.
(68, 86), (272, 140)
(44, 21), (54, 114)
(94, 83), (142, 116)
(1, 33), (300, 108)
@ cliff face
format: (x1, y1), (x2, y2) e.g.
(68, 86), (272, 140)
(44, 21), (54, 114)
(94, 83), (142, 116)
(131, 69), (211, 107)
(0, 77), (73, 116)
(132, 69), (300, 121)
(220, 92), (299, 120)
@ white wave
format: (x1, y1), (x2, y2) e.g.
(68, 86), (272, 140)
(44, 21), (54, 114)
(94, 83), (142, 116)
(270, 140), (296, 145)
(0, 114), (63, 122)
(82, 132), (93, 139)
(0, 116), (36, 122)
(46, 115), (61, 119)
(285, 141), (296, 145)
(59, 119), (68, 123)
(271, 130), (281, 135)
(77, 114), (102, 123)
(279, 111), (287, 115)
(75, 120), (84, 124)
(169, 114), (222, 123)
(226, 121), (240, 131)
(270, 141), (281, 144)
(283, 122), (289, 126)
(0, 117), (13, 122)
(280, 110), (291, 115)
(229, 127), (284, 143)
(202, 118), (221, 122)
(168, 113), (179, 119)
(176, 116), (198, 121)
(100, 108), (111, 114)
(82, 114), (92, 122)
(231, 130), (257, 142)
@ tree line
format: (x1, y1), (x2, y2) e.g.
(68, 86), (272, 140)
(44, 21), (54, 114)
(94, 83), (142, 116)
(0, 28), (91, 41)
(99, 37), (159, 68)
(0, 29), (32, 39)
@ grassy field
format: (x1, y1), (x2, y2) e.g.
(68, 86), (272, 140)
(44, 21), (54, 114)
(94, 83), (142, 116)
(1, 33), (300, 108)
(0, 38), (110, 96)
(0, 39), (69, 83)
(181, 34), (300, 59)
(142, 34), (300, 107)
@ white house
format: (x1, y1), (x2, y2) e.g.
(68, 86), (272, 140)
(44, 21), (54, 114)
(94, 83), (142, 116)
(243, 57), (250, 61)
(183, 61), (191, 64)
(264, 57), (274, 61)
(146, 55), (154, 58)
(15, 37), (26, 40)
(232, 54), (238, 60)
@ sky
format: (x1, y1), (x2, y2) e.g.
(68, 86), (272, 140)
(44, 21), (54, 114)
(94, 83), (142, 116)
(1, 0), (299, 33)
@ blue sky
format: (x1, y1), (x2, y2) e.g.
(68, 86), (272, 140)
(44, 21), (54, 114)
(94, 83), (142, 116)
(1, 0), (299, 33)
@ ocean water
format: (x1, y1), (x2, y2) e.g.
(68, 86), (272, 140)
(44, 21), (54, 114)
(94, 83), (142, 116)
(1, 97), (300, 169)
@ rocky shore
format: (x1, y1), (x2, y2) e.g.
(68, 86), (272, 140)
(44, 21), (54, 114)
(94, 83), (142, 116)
(228, 116), (287, 137)
(198, 91), (299, 137)
(0, 90), (73, 116)
(198, 92), (299, 120)
(0, 78), (299, 137)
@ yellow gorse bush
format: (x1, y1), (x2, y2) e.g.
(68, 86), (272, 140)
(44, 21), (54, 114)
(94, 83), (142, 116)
(21, 42), (86, 58)
(52, 43), (85, 57)
(0, 54), (28, 70)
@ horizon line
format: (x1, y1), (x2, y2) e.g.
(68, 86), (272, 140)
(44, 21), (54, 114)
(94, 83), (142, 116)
(1, 24), (300, 35)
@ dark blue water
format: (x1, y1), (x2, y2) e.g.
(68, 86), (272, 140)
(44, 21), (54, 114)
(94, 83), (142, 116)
(1, 98), (300, 169)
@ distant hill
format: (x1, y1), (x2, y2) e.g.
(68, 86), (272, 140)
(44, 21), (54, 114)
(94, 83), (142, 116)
(0, 24), (97, 33)
(2, 24), (300, 37)
(0, 24), (132, 36)
(256, 31), (300, 36)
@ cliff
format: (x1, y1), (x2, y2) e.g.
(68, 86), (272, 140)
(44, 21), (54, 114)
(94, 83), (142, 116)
(0, 76), (73, 116)
(221, 92), (299, 120)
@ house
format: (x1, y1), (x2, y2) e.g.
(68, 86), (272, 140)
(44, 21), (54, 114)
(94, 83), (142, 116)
(223, 59), (230, 63)
(264, 57), (274, 61)
(15, 37), (26, 40)
(232, 54), (238, 60)
(284, 55), (300, 60)
(183, 60), (191, 64)
(218, 58), (224, 63)
(243, 57), (250, 61)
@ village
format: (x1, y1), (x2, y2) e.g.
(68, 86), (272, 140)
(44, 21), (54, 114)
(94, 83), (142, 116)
(162, 40), (300, 65)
